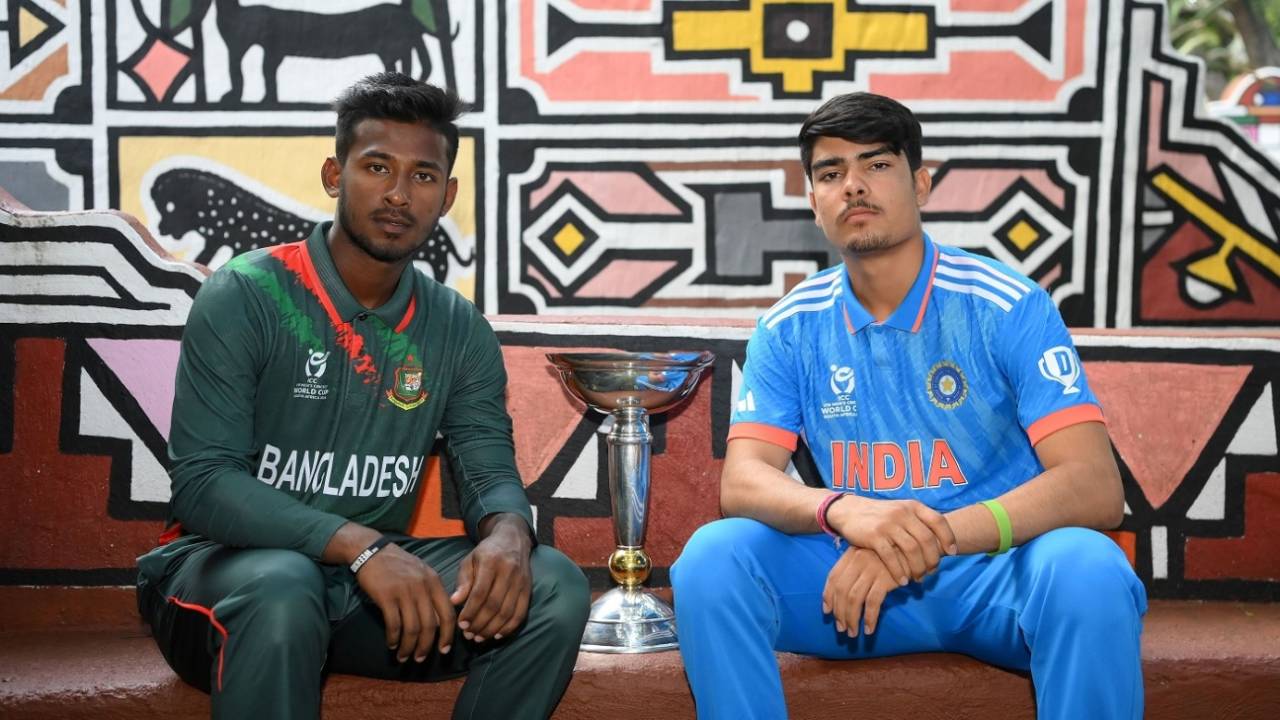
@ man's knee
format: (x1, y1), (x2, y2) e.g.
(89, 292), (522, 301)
(528, 546), (590, 642)
(219, 550), (329, 647)
(1026, 528), (1146, 626)
(674, 518), (774, 586)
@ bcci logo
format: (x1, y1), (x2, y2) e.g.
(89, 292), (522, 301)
(1037, 346), (1081, 395)
(927, 361), (967, 410)
(387, 355), (428, 410)
(829, 365), (855, 397)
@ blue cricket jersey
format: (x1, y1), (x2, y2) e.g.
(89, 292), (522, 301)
(730, 233), (1105, 512)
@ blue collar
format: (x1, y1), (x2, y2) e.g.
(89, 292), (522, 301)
(841, 233), (939, 334)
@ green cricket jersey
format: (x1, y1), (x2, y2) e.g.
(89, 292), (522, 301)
(139, 222), (532, 578)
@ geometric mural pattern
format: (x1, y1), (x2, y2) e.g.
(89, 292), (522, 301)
(0, 0), (1273, 325)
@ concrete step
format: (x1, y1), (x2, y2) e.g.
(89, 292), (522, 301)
(1, 598), (1277, 719)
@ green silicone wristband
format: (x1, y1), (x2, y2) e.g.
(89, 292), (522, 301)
(981, 499), (1013, 556)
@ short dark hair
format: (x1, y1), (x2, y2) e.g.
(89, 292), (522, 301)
(332, 72), (465, 172)
(798, 92), (923, 178)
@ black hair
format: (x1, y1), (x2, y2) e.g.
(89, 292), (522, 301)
(332, 72), (465, 171)
(798, 92), (923, 178)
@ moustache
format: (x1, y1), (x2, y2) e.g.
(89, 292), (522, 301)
(842, 200), (880, 214)
(371, 210), (417, 226)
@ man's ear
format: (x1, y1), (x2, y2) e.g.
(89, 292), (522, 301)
(321, 156), (341, 198)
(914, 165), (932, 208)
(440, 176), (459, 216)
(808, 189), (820, 226)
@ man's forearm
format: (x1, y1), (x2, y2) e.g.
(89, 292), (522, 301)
(171, 462), (348, 559)
(721, 454), (832, 534)
(946, 454), (1124, 555)
(321, 521), (384, 566)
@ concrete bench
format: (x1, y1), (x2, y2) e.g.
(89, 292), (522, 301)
(1, 587), (1278, 719)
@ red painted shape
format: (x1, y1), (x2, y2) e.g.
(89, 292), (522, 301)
(1087, 361), (1250, 509)
(0, 339), (162, 569)
(1185, 472), (1280, 581)
(1140, 221), (1280, 323)
(1104, 530), (1137, 569)
(405, 455), (466, 538)
(552, 374), (722, 569)
(503, 345), (613, 487)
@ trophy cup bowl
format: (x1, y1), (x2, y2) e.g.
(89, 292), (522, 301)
(547, 351), (715, 653)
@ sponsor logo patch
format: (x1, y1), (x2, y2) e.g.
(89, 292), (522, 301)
(1037, 345), (1081, 395)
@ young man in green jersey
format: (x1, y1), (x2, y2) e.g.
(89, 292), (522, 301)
(136, 72), (590, 719)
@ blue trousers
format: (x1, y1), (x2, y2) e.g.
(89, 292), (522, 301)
(671, 519), (1147, 720)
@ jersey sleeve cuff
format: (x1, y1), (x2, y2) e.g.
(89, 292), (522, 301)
(463, 490), (536, 543)
(1026, 403), (1106, 446)
(304, 514), (353, 561)
(727, 422), (799, 452)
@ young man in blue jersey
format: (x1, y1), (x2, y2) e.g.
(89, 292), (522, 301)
(671, 93), (1146, 719)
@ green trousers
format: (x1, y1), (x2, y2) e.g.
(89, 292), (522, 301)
(137, 535), (590, 720)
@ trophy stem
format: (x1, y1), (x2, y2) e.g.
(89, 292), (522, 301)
(579, 406), (678, 653)
(608, 407), (651, 560)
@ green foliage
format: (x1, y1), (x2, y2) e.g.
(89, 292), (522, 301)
(1168, 0), (1250, 80)
(1261, 2), (1280, 40)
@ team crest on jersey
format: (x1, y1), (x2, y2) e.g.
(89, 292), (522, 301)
(927, 361), (967, 410)
(387, 356), (428, 410)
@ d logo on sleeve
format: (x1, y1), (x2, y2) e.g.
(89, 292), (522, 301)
(1037, 346), (1081, 395)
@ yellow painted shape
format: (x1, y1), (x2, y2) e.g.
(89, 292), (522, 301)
(553, 223), (586, 256)
(118, 136), (336, 225)
(118, 134), (477, 243)
(672, 0), (929, 93)
(1151, 172), (1280, 293)
(1007, 219), (1041, 251)
(19, 6), (49, 48)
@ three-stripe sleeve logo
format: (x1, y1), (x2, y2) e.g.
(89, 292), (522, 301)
(932, 253), (1030, 312)
(762, 268), (843, 329)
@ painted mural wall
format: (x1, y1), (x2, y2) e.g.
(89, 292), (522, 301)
(3, 193), (1279, 598)
(2, 0), (1277, 323)
(2, 1), (1279, 598)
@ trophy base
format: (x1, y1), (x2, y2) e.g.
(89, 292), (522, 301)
(579, 586), (678, 653)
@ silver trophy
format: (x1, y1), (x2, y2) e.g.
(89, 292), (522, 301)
(547, 351), (715, 653)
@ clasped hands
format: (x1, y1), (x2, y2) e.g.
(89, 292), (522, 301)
(355, 516), (533, 664)
(822, 495), (956, 637)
